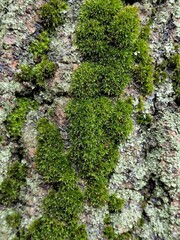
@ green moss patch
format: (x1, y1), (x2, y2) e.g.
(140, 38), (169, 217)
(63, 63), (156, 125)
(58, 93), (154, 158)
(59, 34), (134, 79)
(17, 59), (56, 88)
(35, 118), (75, 183)
(6, 98), (38, 139)
(133, 36), (154, 95)
(168, 54), (180, 103)
(0, 161), (27, 206)
(17, 118), (87, 239)
(29, 31), (50, 61)
(67, 97), (132, 206)
(40, 0), (68, 32)
(6, 211), (21, 229)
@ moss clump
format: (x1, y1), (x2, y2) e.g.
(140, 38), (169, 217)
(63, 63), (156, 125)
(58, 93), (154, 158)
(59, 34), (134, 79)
(108, 6), (140, 48)
(103, 216), (135, 240)
(35, 118), (75, 183)
(71, 61), (132, 98)
(17, 59), (56, 87)
(154, 60), (168, 84)
(67, 98), (132, 206)
(21, 217), (87, 240)
(108, 194), (125, 213)
(168, 54), (180, 103)
(6, 211), (21, 229)
(17, 118), (87, 239)
(6, 98), (38, 138)
(133, 38), (154, 95)
(29, 31), (50, 61)
(75, 0), (140, 62)
(140, 25), (151, 41)
(0, 161), (27, 206)
(40, 0), (68, 32)
(137, 113), (153, 125)
(67, 98), (132, 178)
(42, 184), (83, 223)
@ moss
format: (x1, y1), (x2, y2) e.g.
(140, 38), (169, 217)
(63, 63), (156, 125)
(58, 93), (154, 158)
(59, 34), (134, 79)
(168, 54), (180, 103)
(29, 31), (50, 61)
(103, 214), (134, 240)
(17, 118), (87, 239)
(17, 59), (56, 87)
(103, 225), (117, 239)
(71, 61), (132, 98)
(6, 211), (21, 229)
(0, 135), (3, 144)
(0, 161), (27, 206)
(137, 113), (153, 125)
(140, 25), (151, 41)
(35, 118), (75, 183)
(67, 98), (132, 206)
(133, 34), (154, 95)
(108, 194), (125, 213)
(20, 217), (87, 240)
(42, 184), (83, 223)
(136, 96), (144, 112)
(6, 98), (38, 138)
(108, 6), (140, 48)
(67, 98), (132, 178)
(40, 0), (68, 32)
(85, 177), (109, 207)
(75, 0), (140, 62)
(154, 60), (168, 84)
(133, 62), (154, 95)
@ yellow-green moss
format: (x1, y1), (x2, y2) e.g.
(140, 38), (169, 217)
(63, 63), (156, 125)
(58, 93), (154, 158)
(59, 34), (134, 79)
(29, 31), (50, 61)
(35, 118), (75, 183)
(17, 59), (56, 88)
(17, 118), (87, 239)
(6, 98), (38, 139)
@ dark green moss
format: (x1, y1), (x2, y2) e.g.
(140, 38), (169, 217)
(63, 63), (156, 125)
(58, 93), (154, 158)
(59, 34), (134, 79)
(6, 98), (38, 138)
(29, 31), (50, 61)
(17, 59), (56, 87)
(137, 113), (153, 125)
(35, 118), (75, 183)
(0, 135), (3, 144)
(40, 0), (68, 32)
(154, 60), (168, 84)
(168, 54), (180, 103)
(0, 161), (27, 206)
(133, 62), (154, 95)
(108, 194), (125, 213)
(6, 211), (21, 229)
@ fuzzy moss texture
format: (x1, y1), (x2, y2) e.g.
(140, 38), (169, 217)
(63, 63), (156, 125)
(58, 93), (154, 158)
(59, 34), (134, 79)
(68, 0), (153, 210)
(1, 0), (155, 239)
